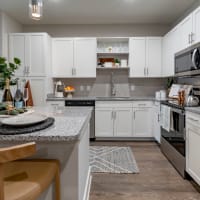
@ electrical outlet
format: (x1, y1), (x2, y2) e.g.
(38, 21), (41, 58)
(131, 85), (135, 91)
(86, 85), (91, 91)
(80, 85), (84, 91)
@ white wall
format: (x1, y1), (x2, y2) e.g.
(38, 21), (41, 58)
(0, 12), (22, 58)
(0, 12), (3, 57)
(23, 24), (170, 37)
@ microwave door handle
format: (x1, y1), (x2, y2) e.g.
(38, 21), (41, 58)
(192, 48), (198, 69)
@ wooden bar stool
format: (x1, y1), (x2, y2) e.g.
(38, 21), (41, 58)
(0, 142), (60, 200)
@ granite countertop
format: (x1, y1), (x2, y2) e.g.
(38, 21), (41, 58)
(185, 107), (200, 115)
(0, 106), (92, 142)
(47, 94), (166, 102)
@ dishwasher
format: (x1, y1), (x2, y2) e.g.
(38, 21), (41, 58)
(65, 100), (95, 140)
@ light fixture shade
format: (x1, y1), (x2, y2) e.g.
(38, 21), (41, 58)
(29, 0), (43, 20)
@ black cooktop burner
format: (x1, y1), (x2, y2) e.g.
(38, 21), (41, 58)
(161, 100), (185, 110)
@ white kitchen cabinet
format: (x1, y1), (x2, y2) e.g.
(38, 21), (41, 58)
(95, 108), (113, 137)
(132, 107), (153, 137)
(52, 38), (74, 77)
(186, 112), (200, 185)
(179, 14), (193, 50)
(129, 37), (162, 77)
(9, 33), (51, 77)
(162, 26), (180, 77)
(153, 102), (161, 143)
(52, 38), (96, 78)
(129, 37), (146, 77)
(74, 38), (96, 77)
(192, 6), (200, 44)
(23, 77), (53, 106)
(146, 37), (162, 77)
(46, 101), (65, 107)
(95, 101), (132, 138)
(114, 108), (132, 137)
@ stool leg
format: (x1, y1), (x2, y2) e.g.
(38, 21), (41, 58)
(0, 164), (4, 200)
(55, 166), (60, 200)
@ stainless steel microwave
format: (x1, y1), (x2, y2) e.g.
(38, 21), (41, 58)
(175, 42), (200, 77)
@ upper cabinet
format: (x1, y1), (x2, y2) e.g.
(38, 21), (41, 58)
(52, 38), (96, 78)
(162, 26), (180, 77)
(129, 37), (162, 77)
(52, 38), (74, 77)
(179, 14), (193, 50)
(192, 6), (200, 45)
(9, 33), (51, 77)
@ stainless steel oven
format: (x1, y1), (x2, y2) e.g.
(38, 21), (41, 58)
(160, 101), (186, 177)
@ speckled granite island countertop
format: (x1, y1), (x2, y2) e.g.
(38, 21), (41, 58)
(0, 106), (92, 142)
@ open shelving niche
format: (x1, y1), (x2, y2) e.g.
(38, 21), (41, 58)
(96, 37), (129, 70)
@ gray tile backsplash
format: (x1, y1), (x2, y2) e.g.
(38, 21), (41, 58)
(54, 70), (167, 98)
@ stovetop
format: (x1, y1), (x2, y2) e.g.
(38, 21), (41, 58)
(161, 100), (185, 110)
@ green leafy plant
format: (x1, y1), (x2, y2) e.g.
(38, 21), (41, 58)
(167, 77), (174, 89)
(0, 57), (21, 89)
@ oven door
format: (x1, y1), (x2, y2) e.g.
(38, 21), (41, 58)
(161, 107), (185, 156)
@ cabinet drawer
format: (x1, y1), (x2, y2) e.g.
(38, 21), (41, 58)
(46, 101), (65, 107)
(132, 101), (153, 108)
(186, 111), (200, 128)
(95, 101), (132, 108)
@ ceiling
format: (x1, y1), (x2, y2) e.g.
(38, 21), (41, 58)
(0, 0), (198, 25)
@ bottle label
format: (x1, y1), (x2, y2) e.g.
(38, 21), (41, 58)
(15, 101), (23, 109)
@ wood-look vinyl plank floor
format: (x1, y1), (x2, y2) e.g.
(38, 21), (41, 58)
(89, 141), (200, 200)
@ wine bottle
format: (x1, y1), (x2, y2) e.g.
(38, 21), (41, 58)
(2, 78), (13, 105)
(14, 79), (23, 108)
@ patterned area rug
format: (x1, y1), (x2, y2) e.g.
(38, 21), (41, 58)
(90, 146), (139, 174)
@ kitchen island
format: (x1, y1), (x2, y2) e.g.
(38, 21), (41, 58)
(0, 106), (92, 200)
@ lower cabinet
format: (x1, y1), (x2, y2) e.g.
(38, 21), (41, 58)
(95, 101), (153, 138)
(114, 108), (132, 137)
(17, 77), (53, 106)
(95, 102), (132, 137)
(153, 102), (161, 143)
(186, 112), (200, 185)
(95, 108), (114, 137)
(132, 107), (153, 137)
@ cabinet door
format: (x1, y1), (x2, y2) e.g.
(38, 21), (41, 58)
(179, 14), (193, 50)
(186, 124), (200, 185)
(114, 108), (132, 137)
(146, 37), (162, 77)
(162, 26), (180, 77)
(192, 6), (200, 44)
(129, 37), (146, 77)
(74, 38), (96, 77)
(133, 108), (153, 137)
(52, 38), (74, 77)
(29, 78), (46, 106)
(9, 34), (26, 76)
(153, 106), (161, 143)
(28, 34), (45, 76)
(95, 108), (113, 137)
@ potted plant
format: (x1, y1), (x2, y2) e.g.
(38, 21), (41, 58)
(0, 57), (21, 89)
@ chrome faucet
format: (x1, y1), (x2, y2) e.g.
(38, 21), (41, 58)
(111, 72), (116, 96)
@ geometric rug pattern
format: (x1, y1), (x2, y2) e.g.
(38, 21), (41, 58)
(90, 146), (139, 174)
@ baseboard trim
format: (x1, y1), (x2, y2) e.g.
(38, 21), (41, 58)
(83, 166), (92, 200)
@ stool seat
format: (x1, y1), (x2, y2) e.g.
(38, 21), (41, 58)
(0, 142), (60, 200)
(4, 160), (59, 200)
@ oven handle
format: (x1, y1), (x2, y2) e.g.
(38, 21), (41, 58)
(170, 107), (185, 115)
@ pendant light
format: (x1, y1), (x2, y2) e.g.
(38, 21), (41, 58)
(29, 0), (43, 20)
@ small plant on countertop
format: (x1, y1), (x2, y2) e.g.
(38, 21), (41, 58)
(0, 57), (21, 89)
